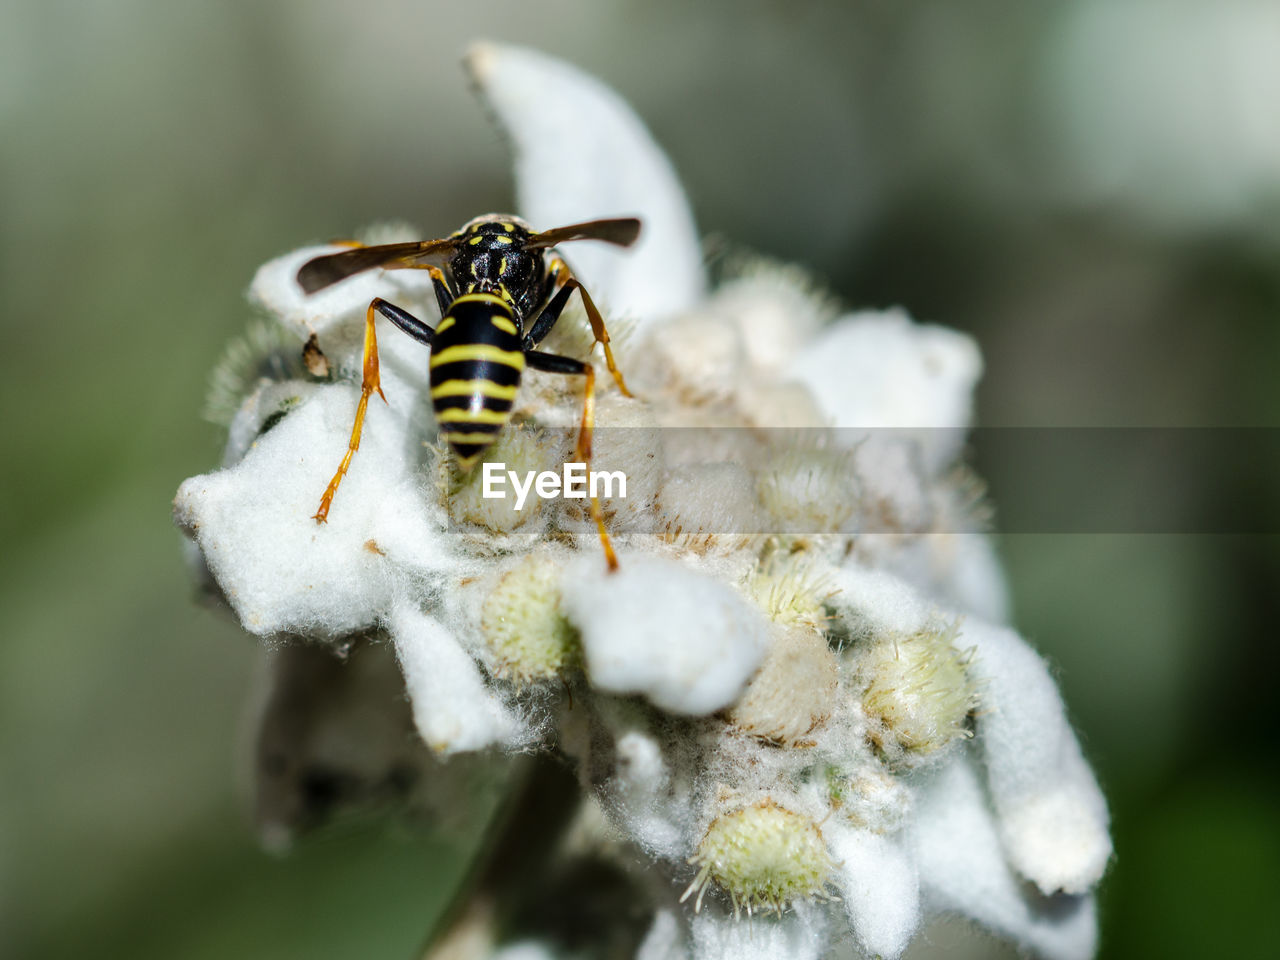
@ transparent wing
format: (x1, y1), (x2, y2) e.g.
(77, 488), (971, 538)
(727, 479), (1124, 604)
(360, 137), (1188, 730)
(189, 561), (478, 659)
(296, 237), (460, 293)
(527, 217), (641, 250)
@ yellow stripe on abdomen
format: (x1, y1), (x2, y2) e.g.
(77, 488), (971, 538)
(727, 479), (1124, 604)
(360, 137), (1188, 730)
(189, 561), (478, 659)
(430, 379), (519, 401)
(489, 315), (518, 336)
(429, 344), (526, 368)
(439, 430), (505, 445)
(434, 407), (510, 425)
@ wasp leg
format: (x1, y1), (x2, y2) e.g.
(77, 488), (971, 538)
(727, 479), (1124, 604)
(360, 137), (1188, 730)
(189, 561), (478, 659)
(313, 298), (435, 522)
(525, 257), (633, 398)
(525, 349), (619, 572)
(374, 298), (437, 347)
(522, 282), (575, 350)
(404, 264), (456, 317)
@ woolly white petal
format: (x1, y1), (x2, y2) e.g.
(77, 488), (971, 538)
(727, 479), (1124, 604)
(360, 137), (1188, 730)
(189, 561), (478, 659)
(964, 620), (1112, 894)
(690, 904), (827, 960)
(636, 910), (688, 960)
(604, 729), (691, 860)
(174, 386), (432, 638)
(787, 309), (981, 472)
(388, 599), (527, 754)
(936, 533), (1011, 624)
(912, 755), (1099, 960)
(560, 555), (770, 715)
(826, 824), (920, 959)
(868, 533), (1012, 625)
(365, 477), (457, 580)
(829, 564), (1108, 893)
(827, 563), (933, 637)
(467, 42), (705, 322)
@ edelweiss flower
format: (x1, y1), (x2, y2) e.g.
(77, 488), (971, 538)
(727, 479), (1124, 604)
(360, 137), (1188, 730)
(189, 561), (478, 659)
(174, 43), (1111, 960)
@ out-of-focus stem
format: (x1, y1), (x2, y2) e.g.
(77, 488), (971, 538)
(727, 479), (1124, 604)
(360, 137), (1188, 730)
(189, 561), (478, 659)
(420, 753), (582, 960)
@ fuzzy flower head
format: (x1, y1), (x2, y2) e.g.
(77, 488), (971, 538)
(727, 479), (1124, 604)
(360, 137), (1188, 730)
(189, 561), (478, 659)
(175, 43), (1111, 960)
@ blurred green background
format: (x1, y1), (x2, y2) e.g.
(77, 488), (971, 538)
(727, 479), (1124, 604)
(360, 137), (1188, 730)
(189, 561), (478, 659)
(3, 1), (1278, 958)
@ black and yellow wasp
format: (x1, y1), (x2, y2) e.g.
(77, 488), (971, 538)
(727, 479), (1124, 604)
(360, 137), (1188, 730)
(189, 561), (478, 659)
(296, 213), (641, 567)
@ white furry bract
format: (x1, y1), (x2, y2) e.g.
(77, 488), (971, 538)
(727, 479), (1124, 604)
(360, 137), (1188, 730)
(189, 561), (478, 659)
(561, 556), (770, 715)
(964, 620), (1113, 894)
(389, 600), (529, 755)
(467, 42), (705, 324)
(174, 386), (435, 639)
(826, 824), (920, 960)
(690, 905), (828, 960)
(912, 756), (1099, 960)
(788, 308), (982, 473)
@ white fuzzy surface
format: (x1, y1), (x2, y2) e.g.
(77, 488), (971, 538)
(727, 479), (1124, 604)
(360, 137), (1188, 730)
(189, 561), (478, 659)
(911, 756), (1099, 960)
(788, 308), (982, 473)
(706, 268), (833, 377)
(690, 904), (828, 960)
(828, 563), (934, 637)
(388, 599), (528, 755)
(561, 555), (770, 715)
(636, 910), (688, 960)
(964, 620), (1113, 894)
(467, 42), (705, 324)
(826, 824), (920, 959)
(174, 385), (444, 638)
(854, 532), (1012, 626)
(249, 241), (440, 424)
(927, 533), (1012, 624)
(831, 565), (1110, 895)
(605, 728), (692, 860)
(658, 461), (762, 540)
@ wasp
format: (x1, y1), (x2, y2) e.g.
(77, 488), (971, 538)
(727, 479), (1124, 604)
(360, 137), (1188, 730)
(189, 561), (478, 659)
(296, 214), (641, 569)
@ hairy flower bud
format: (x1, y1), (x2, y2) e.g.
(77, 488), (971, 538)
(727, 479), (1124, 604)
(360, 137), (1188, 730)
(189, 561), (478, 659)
(857, 620), (978, 758)
(479, 554), (580, 683)
(684, 799), (833, 915)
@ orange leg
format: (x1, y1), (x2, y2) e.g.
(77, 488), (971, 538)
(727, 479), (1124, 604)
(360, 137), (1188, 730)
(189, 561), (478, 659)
(529, 348), (619, 572)
(313, 299), (388, 522)
(572, 364), (619, 572)
(548, 257), (633, 398)
(405, 263), (455, 316)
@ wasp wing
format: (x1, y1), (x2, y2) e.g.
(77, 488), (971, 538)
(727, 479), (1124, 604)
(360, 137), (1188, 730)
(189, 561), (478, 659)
(527, 217), (642, 251)
(296, 237), (460, 293)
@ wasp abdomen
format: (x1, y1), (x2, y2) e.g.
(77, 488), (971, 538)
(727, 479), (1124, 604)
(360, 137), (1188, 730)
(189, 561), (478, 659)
(428, 293), (525, 466)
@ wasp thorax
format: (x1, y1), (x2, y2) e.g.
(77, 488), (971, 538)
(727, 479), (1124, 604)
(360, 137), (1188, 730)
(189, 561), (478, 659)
(456, 213), (533, 236)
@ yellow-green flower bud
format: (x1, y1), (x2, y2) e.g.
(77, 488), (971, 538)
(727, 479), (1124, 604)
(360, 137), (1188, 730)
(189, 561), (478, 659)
(858, 620), (977, 757)
(684, 799), (833, 915)
(480, 554), (579, 683)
